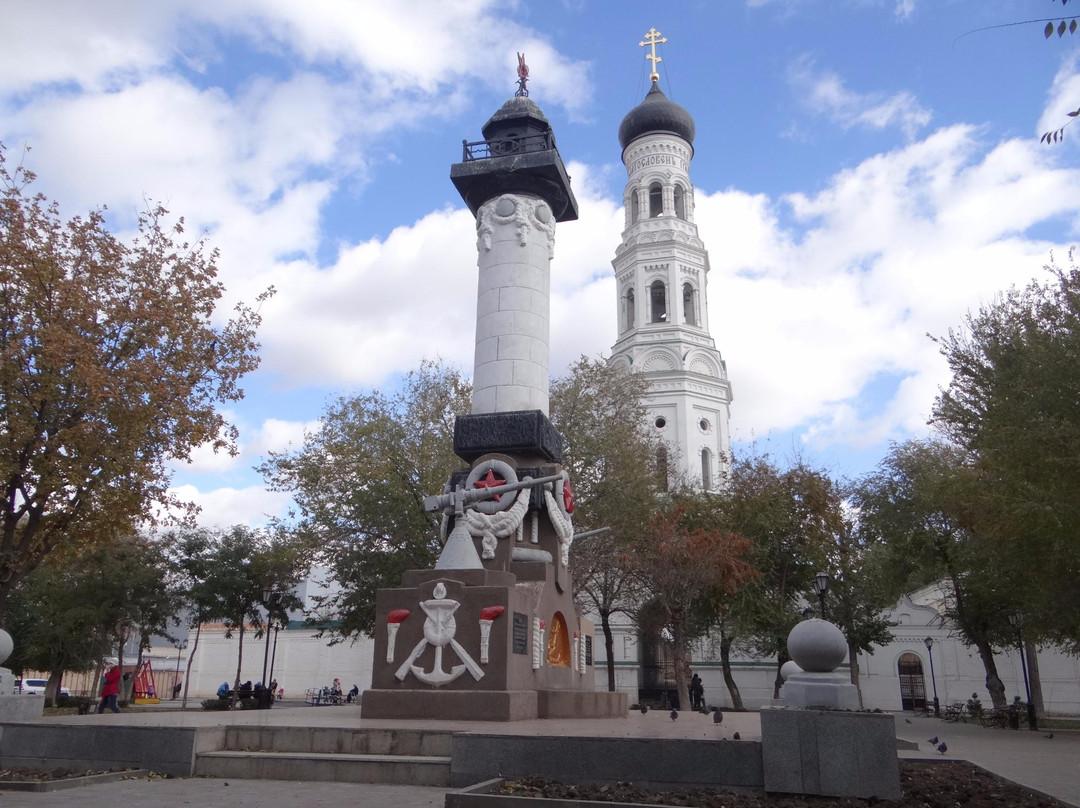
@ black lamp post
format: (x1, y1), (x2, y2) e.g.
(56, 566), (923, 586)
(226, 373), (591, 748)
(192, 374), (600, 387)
(812, 572), (830, 621)
(173, 639), (188, 700)
(1007, 612), (1037, 731)
(923, 636), (940, 717)
(268, 622), (282, 693)
(261, 588), (282, 685)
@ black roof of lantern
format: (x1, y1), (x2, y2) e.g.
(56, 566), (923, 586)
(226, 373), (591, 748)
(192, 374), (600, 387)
(451, 96), (578, 222)
(618, 81), (696, 152)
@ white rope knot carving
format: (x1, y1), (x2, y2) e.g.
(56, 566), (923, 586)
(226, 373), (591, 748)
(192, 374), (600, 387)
(465, 479), (532, 559)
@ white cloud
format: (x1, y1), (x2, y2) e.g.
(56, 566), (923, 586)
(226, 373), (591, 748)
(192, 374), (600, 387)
(168, 484), (293, 529)
(788, 57), (932, 139)
(1037, 52), (1080, 141)
(894, 0), (916, 21)
(697, 125), (1080, 450)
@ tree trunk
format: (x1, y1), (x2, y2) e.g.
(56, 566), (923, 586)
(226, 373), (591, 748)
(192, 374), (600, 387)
(974, 639), (1007, 708)
(672, 621), (689, 712)
(600, 610), (617, 692)
(1024, 641), (1045, 720)
(719, 633), (744, 710)
(848, 641), (864, 709)
(230, 622), (245, 709)
(45, 670), (63, 707)
(181, 622), (203, 710)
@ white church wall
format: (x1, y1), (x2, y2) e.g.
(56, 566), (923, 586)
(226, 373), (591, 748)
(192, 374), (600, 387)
(590, 595), (1080, 715)
(155, 625), (375, 700)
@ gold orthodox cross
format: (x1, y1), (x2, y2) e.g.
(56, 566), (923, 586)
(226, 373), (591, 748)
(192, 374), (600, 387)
(639, 27), (667, 83)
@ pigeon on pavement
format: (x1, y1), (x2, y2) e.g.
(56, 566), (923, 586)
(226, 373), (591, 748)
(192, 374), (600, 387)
(1044, 733), (1055, 739)
(670, 709), (679, 721)
(639, 705), (648, 714)
(712, 709), (723, 724)
(937, 742), (948, 755)
(733, 732), (741, 740)
(927, 736), (938, 745)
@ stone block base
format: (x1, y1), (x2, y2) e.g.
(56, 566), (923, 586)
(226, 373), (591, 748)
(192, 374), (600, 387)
(760, 708), (900, 800)
(361, 689), (627, 722)
(0, 696), (44, 721)
(361, 689), (540, 721)
(782, 671), (860, 711)
(537, 690), (627, 718)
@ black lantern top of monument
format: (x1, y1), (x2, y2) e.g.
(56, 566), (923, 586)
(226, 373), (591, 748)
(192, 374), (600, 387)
(451, 76), (578, 222)
(618, 81), (696, 151)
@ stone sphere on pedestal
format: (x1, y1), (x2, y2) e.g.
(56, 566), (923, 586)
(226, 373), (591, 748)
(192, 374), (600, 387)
(786, 618), (846, 673)
(780, 660), (803, 682)
(0, 629), (12, 666)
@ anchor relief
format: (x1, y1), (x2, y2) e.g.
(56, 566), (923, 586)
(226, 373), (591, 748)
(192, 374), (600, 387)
(394, 583), (484, 687)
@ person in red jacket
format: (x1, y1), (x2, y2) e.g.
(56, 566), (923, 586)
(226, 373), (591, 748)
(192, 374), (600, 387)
(97, 663), (122, 714)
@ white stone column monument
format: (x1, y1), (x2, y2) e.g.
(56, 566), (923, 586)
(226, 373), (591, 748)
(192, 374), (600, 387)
(472, 193), (556, 415)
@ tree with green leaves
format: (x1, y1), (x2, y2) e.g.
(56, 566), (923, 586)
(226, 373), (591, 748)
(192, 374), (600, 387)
(717, 454), (837, 699)
(0, 144), (269, 624)
(195, 525), (307, 706)
(259, 361), (469, 638)
(553, 357), (662, 692)
(931, 255), (1080, 652)
(6, 533), (178, 704)
(853, 439), (1019, 708)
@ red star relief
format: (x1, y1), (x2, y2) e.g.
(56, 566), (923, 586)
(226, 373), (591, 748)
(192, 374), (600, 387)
(472, 469), (507, 501)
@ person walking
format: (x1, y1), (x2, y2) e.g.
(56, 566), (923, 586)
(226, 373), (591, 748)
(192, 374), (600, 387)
(97, 663), (122, 714)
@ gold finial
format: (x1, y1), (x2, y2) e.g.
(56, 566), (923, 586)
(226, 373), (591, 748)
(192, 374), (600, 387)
(639, 27), (667, 83)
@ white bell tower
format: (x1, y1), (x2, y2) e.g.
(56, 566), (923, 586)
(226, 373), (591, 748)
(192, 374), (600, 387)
(609, 32), (732, 490)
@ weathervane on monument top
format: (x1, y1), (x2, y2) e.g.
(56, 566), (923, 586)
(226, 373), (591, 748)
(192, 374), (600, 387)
(639, 27), (667, 83)
(515, 52), (529, 97)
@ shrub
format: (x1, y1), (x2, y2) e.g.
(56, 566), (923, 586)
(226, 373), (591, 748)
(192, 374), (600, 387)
(55, 695), (93, 713)
(201, 698), (231, 711)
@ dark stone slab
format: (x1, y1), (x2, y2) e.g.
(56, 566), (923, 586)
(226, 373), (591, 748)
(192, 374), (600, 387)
(453, 411), (563, 463)
(360, 689), (539, 722)
(450, 734), (764, 790)
(451, 150), (578, 223)
(759, 709), (901, 800)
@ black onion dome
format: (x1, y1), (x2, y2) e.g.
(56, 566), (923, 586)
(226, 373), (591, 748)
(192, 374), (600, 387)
(618, 82), (695, 150)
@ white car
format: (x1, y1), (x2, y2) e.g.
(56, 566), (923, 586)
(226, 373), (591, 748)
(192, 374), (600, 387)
(19, 679), (71, 696)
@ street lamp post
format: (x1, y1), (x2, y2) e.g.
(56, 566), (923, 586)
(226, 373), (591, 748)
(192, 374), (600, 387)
(1007, 613), (1037, 731)
(923, 636), (940, 717)
(268, 622), (282, 692)
(812, 572), (830, 621)
(173, 639), (188, 700)
(261, 588), (276, 684)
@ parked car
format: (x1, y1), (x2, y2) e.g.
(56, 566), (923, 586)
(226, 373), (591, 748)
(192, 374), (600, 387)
(18, 679), (71, 696)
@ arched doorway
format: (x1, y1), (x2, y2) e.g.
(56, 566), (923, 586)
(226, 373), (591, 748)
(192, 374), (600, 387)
(897, 652), (927, 711)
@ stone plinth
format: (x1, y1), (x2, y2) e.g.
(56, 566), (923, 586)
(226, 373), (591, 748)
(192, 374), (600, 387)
(782, 670), (860, 711)
(760, 708), (901, 800)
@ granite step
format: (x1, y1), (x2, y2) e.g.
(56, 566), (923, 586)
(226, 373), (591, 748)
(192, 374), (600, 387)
(195, 749), (451, 785)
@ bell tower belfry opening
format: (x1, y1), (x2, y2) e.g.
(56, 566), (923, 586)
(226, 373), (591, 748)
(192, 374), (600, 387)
(609, 30), (733, 491)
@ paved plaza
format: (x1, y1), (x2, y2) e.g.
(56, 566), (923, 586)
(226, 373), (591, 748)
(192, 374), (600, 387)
(0, 705), (1074, 807)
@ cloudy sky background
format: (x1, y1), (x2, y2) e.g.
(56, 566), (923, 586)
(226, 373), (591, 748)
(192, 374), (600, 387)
(2, 0), (1078, 527)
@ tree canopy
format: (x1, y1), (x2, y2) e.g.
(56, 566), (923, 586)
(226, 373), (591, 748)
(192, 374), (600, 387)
(0, 145), (269, 622)
(931, 255), (1080, 652)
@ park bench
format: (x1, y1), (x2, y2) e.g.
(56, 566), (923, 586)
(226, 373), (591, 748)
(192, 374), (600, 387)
(305, 686), (343, 706)
(942, 702), (966, 722)
(979, 706), (1019, 729)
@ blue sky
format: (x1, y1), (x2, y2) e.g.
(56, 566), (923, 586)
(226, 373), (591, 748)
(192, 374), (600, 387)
(3, 1), (1079, 527)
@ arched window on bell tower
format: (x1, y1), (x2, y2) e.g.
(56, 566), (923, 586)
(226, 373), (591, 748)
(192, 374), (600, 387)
(630, 189), (640, 224)
(623, 288), (635, 331)
(649, 182), (663, 217)
(657, 445), (669, 490)
(682, 283), (697, 326)
(701, 448), (713, 490)
(674, 184), (686, 220)
(650, 280), (667, 323)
